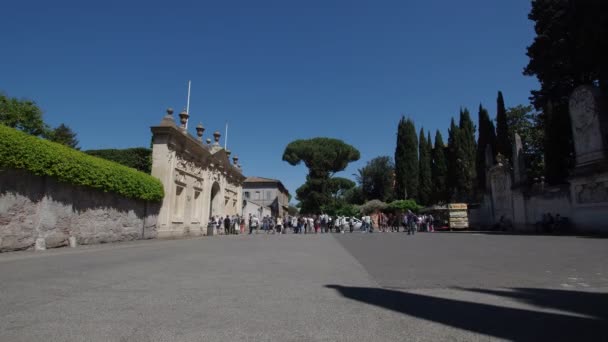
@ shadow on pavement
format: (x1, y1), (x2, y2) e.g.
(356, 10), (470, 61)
(460, 287), (608, 320)
(325, 285), (607, 341)
(434, 230), (608, 238)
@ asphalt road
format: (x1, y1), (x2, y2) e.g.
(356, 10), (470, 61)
(0, 232), (607, 341)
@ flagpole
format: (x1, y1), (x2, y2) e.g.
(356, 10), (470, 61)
(224, 121), (228, 149)
(185, 80), (191, 129)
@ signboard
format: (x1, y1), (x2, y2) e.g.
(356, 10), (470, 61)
(448, 203), (468, 210)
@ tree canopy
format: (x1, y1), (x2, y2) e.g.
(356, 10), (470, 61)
(523, 0), (607, 183)
(356, 156), (395, 202)
(282, 137), (360, 178)
(0, 93), (47, 136)
(47, 123), (79, 149)
(418, 128), (432, 205)
(394, 117), (418, 200)
(283, 137), (360, 214)
(476, 104), (497, 191)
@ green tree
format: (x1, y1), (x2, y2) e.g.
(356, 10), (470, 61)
(386, 199), (422, 213)
(86, 148), (152, 173)
(47, 123), (79, 149)
(496, 91), (512, 160)
(506, 104), (545, 182)
(431, 130), (448, 204)
(328, 177), (356, 199)
(0, 93), (47, 136)
(459, 108), (477, 202)
(394, 117), (418, 200)
(283, 137), (360, 214)
(356, 156), (395, 202)
(523, 1), (607, 183)
(343, 186), (365, 205)
(446, 118), (460, 201)
(418, 128), (432, 205)
(476, 104), (497, 192)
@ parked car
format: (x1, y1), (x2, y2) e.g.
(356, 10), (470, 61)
(337, 217), (362, 231)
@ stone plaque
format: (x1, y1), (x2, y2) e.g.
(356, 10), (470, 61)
(574, 181), (608, 205)
(512, 133), (526, 185)
(569, 85), (607, 166)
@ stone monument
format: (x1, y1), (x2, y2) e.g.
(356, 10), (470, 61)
(569, 85), (607, 168)
(512, 132), (527, 186)
(568, 85), (608, 229)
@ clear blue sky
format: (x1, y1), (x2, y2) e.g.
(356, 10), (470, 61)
(1, 0), (538, 198)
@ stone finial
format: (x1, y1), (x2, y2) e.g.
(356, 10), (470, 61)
(233, 155), (239, 165)
(160, 107), (176, 126)
(226, 150), (231, 158)
(196, 122), (205, 142)
(213, 131), (221, 145)
(206, 138), (212, 144)
(179, 108), (189, 130)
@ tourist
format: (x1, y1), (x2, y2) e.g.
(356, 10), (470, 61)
(275, 216), (282, 234)
(249, 214), (258, 234)
(224, 216), (231, 235)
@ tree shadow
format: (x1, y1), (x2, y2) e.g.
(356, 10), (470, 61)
(326, 285), (607, 341)
(459, 287), (608, 320)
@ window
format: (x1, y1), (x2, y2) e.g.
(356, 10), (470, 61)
(255, 191), (261, 200)
(192, 190), (201, 223)
(244, 191), (250, 199)
(173, 185), (185, 221)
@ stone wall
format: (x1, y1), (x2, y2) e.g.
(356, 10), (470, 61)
(0, 169), (160, 252)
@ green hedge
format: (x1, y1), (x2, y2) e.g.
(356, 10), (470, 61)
(0, 124), (164, 201)
(85, 148), (152, 174)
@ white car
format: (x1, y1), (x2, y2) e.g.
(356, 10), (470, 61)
(338, 217), (363, 230)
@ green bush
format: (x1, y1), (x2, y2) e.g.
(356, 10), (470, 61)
(85, 148), (152, 174)
(386, 199), (422, 213)
(0, 124), (164, 201)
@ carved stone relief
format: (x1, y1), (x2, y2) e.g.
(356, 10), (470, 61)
(575, 181), (608, 204)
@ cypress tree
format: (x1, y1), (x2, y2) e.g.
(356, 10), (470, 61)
(394, 117), (418, 200)
(431, 130), (448, 204)
(496, 91), (512, 160)
(446, 118), (460, 202)
(418, 128), (432, 205)
(459, 108), (477, 202)
(476, 104), (496, 192)
(395, 117), (408, 200)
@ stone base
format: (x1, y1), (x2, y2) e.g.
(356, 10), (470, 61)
(157, 230), (188, 239)
(157, 228), (205, 239)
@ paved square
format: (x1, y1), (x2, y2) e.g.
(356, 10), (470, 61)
(0, 233), (606, 341)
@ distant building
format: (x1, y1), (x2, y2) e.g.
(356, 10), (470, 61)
(243, 177), (289, 217)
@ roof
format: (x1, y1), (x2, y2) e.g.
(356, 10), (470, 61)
(244, 176), (289, 195)
(244, 176), (281, 183)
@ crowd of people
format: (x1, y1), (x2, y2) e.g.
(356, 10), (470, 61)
(209, 211), (436, 235)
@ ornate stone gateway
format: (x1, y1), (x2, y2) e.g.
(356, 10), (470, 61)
(150, 108), (245, 238)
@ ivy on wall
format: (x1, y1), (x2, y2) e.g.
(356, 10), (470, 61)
(85, 148), (152, 174)
(0, 125), (164, 202)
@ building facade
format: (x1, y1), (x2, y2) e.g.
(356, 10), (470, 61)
(243, 177), (289, 217)
(151, 108), (245, 238)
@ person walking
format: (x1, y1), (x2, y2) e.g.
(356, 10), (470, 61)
(224, 216), (231, 235)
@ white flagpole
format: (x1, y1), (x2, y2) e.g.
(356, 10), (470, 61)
(185, 80), (191, 129)
(224, 121), (228, 149)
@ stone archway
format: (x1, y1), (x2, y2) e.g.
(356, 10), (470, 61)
(209, 182), (221, 218)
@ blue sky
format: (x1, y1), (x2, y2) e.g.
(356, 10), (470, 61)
(1, 0), (538, 198)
